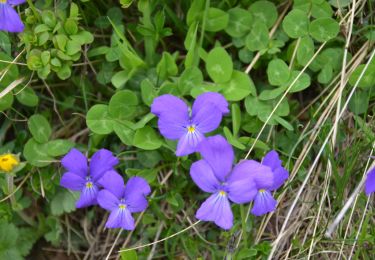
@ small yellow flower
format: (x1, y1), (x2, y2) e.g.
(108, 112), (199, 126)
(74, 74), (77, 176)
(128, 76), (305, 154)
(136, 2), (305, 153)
(0, 153), (19, 173)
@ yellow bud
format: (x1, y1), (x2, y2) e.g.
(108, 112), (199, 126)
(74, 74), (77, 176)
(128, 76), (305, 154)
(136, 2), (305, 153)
(0, 154), (19, 173)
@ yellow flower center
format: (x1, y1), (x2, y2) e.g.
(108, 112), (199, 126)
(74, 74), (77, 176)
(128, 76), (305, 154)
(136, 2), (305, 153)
(0, 0), (6, 3)
(119, 204), (126, 209)
(0, 154), (19, 172)
(259, 189), (266, 193)
(85, 181), (93, 188)
(219, 190), (226, 196)
(187, 125), (195, 133)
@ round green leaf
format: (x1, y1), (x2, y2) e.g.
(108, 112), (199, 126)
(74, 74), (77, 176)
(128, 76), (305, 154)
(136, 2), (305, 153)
(206, 7), (229, 32)
(0, 90), (13, 112)
(283, 70), (311, 92)
(311, 2), (333, 18)
(113, 122), (134, 146)
(15, 87), (39, 107)
(245, 21), (269, 51)
(349, 90), (369, 115)
(248, 1), (278, 28)
(259, 85), (287, 100)
(109, 90), (138, 120)
(133, 126), (162, 150)
(178, 67), (203, 95)
(282, 9), (309, 38)
(297, 36), (315, 66)
(221, 70), (256, 101)
(318, 64), (333, 84)
(225, 8), (252, 38)
(206, 47), (233, 83)
(45, 139), (75, 157)
(267, 59), (290, 86)
(23, 138), (53, 167)
(86, 104), (114, 135)
(309, 17), (339, 42)
(349, 63), (375, 89)
(28, 114), (52, 143)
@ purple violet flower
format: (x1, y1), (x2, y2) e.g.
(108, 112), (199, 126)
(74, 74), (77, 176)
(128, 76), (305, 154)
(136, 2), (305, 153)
(60, 148), (119, 208)
(151, 92), (229, 156)
(0, 0), (25, 33)
(365, 167), (375, 195)
(97, 171), (151, 230)
(250, 150), (289, 216)
(190, 135), (274, 229)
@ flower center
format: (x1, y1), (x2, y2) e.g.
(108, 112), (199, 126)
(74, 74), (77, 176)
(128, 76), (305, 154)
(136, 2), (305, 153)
(85, 181), (93, 189)
(187, 125), (196, 133)
(119, 204), (126, 210)
(0, 0), (6, 3)
(259, 189), (266, 193)
(219, 190), (227, 196)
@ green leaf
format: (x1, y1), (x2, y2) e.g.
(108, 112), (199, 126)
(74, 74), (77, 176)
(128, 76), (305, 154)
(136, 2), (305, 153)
(141, 79), (157, 106)
(120, 250), (138, 260)
(156, 52), (178, 79)
(86, 104), (114, 135)
(178, 67), (203, 95)
(309, 17), (339, 42)
(133, 126), (163, 150)
(259, 85), (287, 100)
(232, 103), (241, 136)
(297, 36), (315, 66)
(245, 21), (269, 51)
(206, 8), (229, 32)
(50, 189), (78, 216)
(221, 70), (256, 101)
(0, 90), (13, 112)
(248, 1), (278, 28)
(223, 127), (246, 150)
(45, 139), (75, 157)
(19, 91), (40, 108)
(349, 90), (369, 115)
(0, 222), (22, 260)
(311, 2), (333, 18)
(267, 59), (290, 86)
(282, 9), (309, 38)
(349, 63), (375, 89)
(283, 70), (311, 93)
(111, 70), (131, 89)
(318, 64), (333, 84)
(113, 122), (134, 146)
(23, 138), (54, 167)
(109, 90), (139, 120)
(225, 8), (252, 38)
(28, 114), (52, 143)
(206, 47), (233, 83)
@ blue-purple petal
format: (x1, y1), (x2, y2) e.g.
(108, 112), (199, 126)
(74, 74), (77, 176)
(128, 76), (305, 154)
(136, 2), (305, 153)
(192, 104), (222, 134)
(192, 92), (229, 115)
(105, 207), (135, 230)
(251, 190), (277, 216)
(196, 192), (233, 230)
(124, 177), (151, 213)
(157, 112), (189, 140)
(196, 135), (234, 182)
(365, 167), (375, 196)
(8, 0), (26, 5)
(190, 160), (220, 193)
(60, 172), (85, 191)
(0, 4), (24, 33)
(262, 150), (289, 190)
(175, 130), (204, 156)
(98, 170), (125, 198)
(75, 183), (99, 208)
(61, 148), (88, 178)
(97, 189), (120, 211)
(89, 149), (119, 181)
(151, 94), (189, 117)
